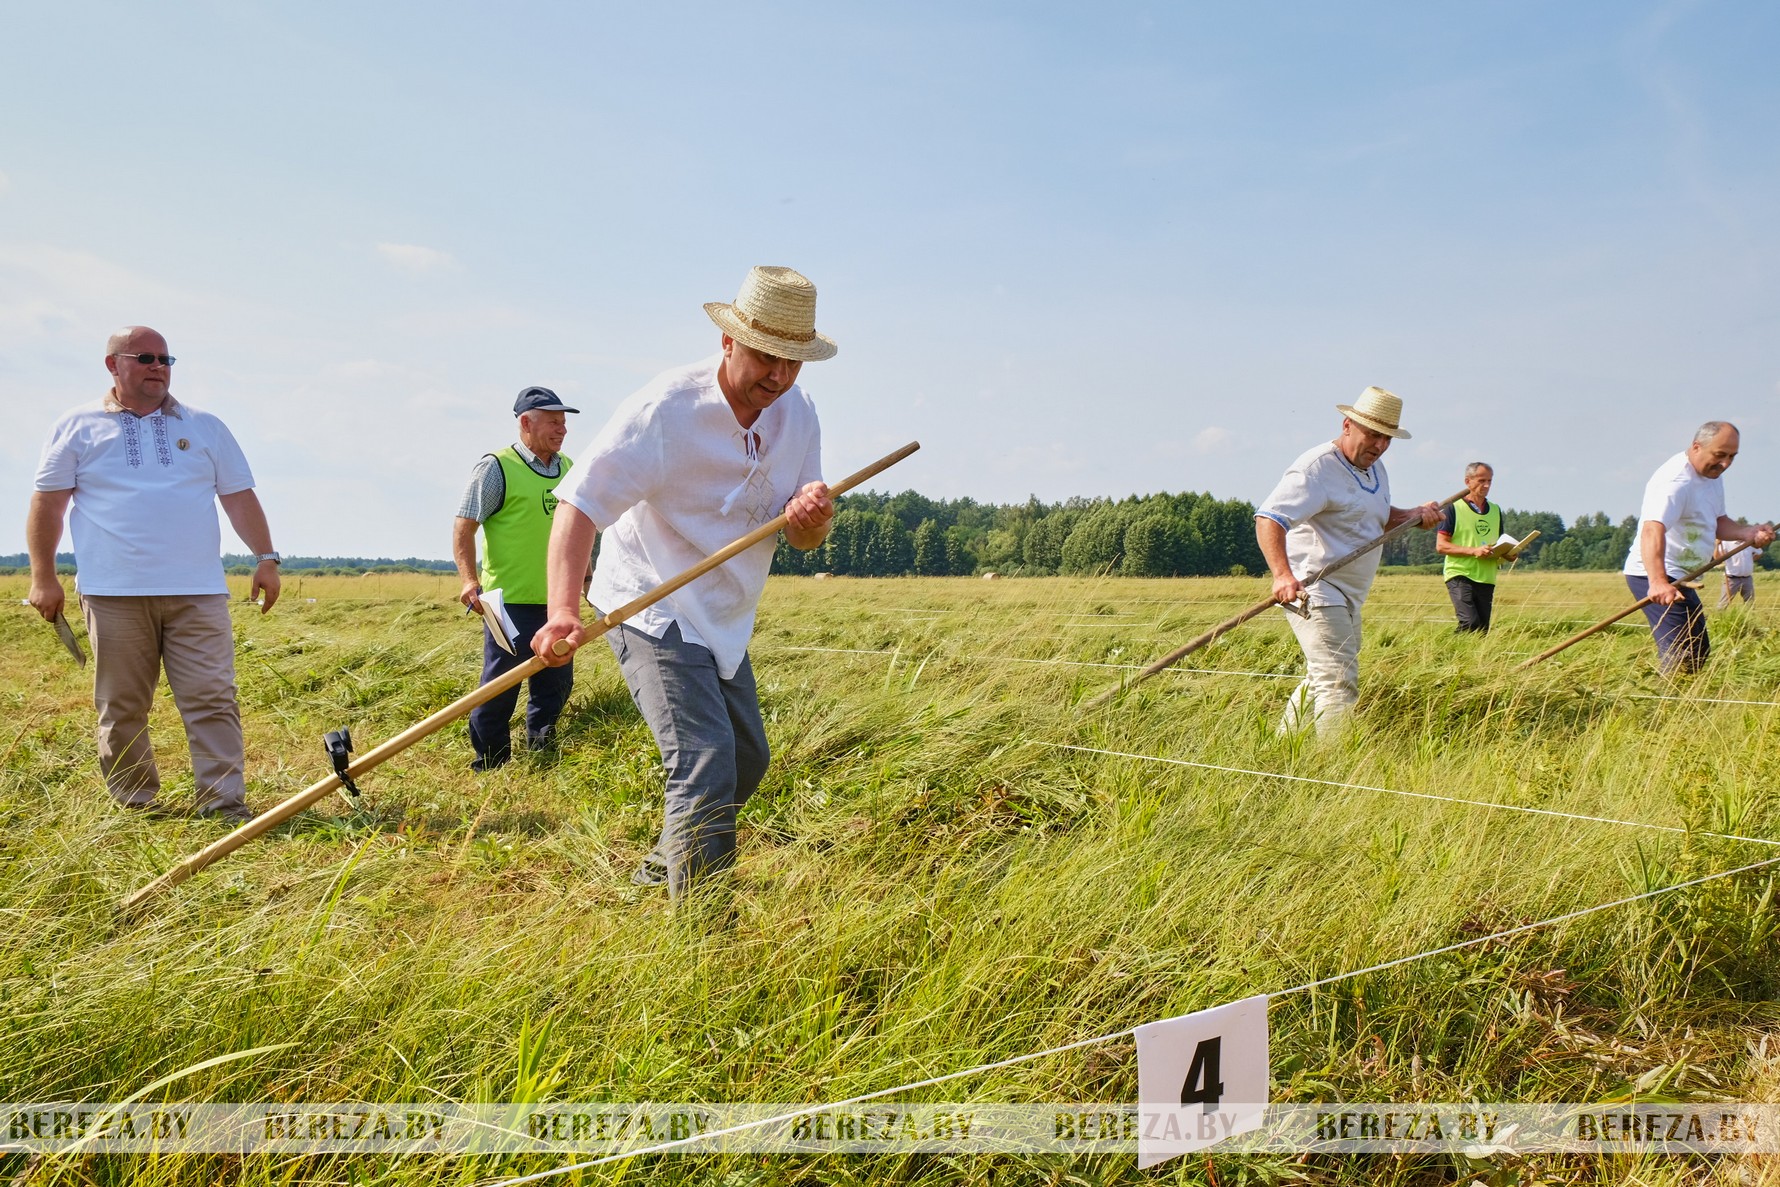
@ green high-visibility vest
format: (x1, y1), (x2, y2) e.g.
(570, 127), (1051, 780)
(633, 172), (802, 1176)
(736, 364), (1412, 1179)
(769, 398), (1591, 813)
(1442, 498), (1502, 585)
(479, 446), (571, 604)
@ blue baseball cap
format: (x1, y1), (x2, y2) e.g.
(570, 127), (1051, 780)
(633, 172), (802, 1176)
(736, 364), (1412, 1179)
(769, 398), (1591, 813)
(513, 386), (580, 415)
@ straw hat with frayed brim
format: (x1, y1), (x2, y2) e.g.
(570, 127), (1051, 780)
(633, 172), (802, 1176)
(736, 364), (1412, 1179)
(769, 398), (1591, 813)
(704, 266), (838, 362)
(1336, 385), (1412, 439)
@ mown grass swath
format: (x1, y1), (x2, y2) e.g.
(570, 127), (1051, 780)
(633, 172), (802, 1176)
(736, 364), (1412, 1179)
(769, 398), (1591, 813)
(2, 569), (1777, 1186)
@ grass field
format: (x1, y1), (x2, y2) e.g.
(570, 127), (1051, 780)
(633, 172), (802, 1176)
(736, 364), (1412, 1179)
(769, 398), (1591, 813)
(3, 569), (1779, 1186)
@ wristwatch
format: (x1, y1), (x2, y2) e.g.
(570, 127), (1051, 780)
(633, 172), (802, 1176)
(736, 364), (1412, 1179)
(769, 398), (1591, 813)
(254, 552), (281, 566)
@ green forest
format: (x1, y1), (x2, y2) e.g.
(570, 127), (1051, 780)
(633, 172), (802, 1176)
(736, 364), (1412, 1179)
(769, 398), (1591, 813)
(7, 495), (1768, 580)
(768, 490), (1765, 577)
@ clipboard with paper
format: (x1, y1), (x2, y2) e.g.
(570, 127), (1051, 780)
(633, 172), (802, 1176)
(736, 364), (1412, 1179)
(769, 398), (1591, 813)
(1486, 529), (1540, 561)
(476, 588), (520, 656)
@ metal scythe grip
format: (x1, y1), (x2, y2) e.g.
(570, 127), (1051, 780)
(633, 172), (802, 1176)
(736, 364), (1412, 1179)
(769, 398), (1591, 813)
(323, 729), (362, 801)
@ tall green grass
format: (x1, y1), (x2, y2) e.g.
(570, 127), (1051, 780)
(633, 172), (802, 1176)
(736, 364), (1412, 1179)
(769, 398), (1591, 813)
(2, 572), (1777, 1185)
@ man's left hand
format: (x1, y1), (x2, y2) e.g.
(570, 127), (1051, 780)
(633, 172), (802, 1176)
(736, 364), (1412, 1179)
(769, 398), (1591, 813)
(251, 560), (281, 614)
(1751, 522), (1777, 548)
(1415, 502), (1441, 529)
(785, 481), (834, 532)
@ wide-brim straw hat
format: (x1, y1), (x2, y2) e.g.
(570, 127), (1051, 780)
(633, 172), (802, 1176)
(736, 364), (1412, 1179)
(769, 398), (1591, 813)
(704, 266), (838, 362)
(1335, 385), (1412, 439)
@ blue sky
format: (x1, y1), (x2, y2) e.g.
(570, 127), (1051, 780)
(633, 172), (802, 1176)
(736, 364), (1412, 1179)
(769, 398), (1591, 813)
(4, 1), (1777, 556)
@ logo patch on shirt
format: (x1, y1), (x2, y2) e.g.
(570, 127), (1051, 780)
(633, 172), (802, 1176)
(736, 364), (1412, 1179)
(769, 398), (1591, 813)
(542, 490), (558, 518)
(177, 438), (190, 451)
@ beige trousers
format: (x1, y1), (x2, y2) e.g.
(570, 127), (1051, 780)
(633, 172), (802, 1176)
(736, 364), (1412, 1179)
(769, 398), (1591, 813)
(81, 594), (247, 812)
(1280, 600), (1363, 736)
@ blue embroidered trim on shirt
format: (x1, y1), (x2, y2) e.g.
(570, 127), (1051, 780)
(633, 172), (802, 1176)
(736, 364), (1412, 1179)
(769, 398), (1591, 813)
(150, 415), (172, 466)
(1335, 451), (1380, 494)
(117, 411), (175, 467)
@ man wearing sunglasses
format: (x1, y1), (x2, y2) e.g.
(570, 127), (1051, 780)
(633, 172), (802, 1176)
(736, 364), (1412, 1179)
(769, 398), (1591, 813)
(26, 326), (280, 823)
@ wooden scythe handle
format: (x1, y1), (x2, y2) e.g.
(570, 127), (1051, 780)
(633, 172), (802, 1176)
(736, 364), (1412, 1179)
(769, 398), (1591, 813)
(120, 441), (921, 915)
(1513, 539), (1754, 672)
(1080, 488), (1469, 712)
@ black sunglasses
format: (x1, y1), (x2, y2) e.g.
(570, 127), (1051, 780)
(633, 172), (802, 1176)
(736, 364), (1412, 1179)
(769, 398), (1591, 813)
(115, 352), (176, 366)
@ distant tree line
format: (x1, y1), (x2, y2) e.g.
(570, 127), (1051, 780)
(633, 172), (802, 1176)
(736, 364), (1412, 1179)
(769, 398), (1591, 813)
(772, 493), (1777, 577)
(4, 504), (1773, 578)
(1380, 510), (1776, 571)
(1380, 510), (1642, 570)
(218, 554), (456, 575)
(0, 553), (456, 577)
(772, 490), (1270, 577)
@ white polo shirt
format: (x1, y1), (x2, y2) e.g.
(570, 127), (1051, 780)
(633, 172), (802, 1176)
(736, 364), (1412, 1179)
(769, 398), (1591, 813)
(1721, 541), (1759, 578)
(1624, 451), (1725, 579)
(1256, 441), (1392, 609)
(561, 356), (823, 679)
(34, 396), (255, 595)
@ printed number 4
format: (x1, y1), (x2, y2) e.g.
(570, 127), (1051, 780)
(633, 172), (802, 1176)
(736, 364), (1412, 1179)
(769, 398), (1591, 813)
(1179, 1036), (1224, 1111)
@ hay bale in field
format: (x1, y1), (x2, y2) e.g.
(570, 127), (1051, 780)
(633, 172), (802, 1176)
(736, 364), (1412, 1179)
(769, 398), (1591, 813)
(982, 571), (1000, 580)
(812, 572), (834, 580)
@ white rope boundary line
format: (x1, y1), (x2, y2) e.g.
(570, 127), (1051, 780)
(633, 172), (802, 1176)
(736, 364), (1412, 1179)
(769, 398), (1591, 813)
(779, 646), (1780, 708)
(486, 848), (1780, 1185)
(1039, 742), (1780, 848)
(1620, 693), (1780, 709)
(779, 644), (1297, 680)
(1279, 851), (1780, 995)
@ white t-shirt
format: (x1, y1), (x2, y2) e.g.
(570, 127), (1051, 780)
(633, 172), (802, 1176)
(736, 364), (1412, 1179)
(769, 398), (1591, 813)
(1623, 451), (1726, 579)
(1256, 441), (1392, 609)
(1719, 539), (1759, 578)
(561, 355), (822, 679)
(33, 398), (256, 596)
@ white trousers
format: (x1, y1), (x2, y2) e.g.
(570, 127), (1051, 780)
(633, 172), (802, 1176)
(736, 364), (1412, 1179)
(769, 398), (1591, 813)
(1280, 601), (1362, 735)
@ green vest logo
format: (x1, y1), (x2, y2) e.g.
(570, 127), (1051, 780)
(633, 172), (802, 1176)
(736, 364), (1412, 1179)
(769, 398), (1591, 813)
(542, 490), (558, 518)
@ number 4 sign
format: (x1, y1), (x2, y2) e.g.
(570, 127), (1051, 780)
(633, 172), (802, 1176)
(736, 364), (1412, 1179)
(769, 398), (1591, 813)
(1133, 994), (1269, 1168)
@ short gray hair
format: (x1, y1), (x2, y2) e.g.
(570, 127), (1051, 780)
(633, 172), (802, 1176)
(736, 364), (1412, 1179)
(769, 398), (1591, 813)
(1464, 461), (1493, 480)
(1695, 420), (1738, 445)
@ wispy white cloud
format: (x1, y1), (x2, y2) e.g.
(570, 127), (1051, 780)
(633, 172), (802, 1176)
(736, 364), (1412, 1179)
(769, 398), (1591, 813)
(384, 304), (528, 335)
(0, 244), (203, 371)
(375, 242), (459, 273)
(1192, 426), (1233, 454)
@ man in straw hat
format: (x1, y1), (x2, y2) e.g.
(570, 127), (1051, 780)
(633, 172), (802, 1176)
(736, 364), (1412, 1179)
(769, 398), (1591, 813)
(533, 266), (836, 899)
(1255, 386), (1441, 735)
(1623, 421), (1773, 674)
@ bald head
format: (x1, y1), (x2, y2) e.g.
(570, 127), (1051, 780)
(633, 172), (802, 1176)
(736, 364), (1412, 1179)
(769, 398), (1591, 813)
(106, 325), (161, 356)
(104, 325), (173, 413)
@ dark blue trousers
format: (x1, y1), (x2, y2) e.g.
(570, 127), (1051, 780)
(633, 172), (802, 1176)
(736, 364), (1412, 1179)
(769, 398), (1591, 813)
(1625, 574), (1710, 674)
(1444, 576), (1496, 633)
(468, 601), (574, 765)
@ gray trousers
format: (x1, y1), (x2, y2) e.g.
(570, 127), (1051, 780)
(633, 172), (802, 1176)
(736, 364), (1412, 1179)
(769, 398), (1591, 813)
(1720, 575), (1755, 608)
(81, 593), (247, 812)
(1280, 600), (1363, 735)
(608, 621), (770, 898)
